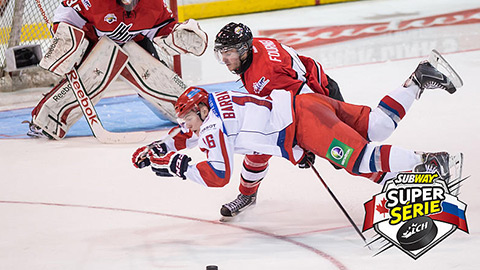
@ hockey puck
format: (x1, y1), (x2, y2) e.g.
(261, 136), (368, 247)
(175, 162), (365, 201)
(206, 265), (218, 270)
(396, 216), (437, 251)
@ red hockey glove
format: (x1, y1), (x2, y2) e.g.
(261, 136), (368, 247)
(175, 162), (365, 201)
(132, 146), (151, 168)
(150, 151), (191, 180)
(132, 141), (168, 168)
(298, 151), (315, 169)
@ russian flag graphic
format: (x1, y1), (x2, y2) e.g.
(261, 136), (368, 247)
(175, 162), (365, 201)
(430, 194), (468, 232)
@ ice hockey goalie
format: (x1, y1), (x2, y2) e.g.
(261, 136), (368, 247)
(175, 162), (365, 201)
(28, 0), (208, 140)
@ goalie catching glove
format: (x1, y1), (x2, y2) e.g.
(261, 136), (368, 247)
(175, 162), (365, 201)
(154, 19), (208, 56)
(150, 151), (191, 180)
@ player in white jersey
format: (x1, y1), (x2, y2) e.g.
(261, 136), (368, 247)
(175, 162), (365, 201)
(131, 55), (463, 217)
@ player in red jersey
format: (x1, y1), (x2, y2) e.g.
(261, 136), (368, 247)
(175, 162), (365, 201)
(212, 22), (345, 217)
(28, 0), (207, 139)
(215, 23), (343, 99)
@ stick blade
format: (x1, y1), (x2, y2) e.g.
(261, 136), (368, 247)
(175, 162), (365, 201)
(93, 127), (147, 144)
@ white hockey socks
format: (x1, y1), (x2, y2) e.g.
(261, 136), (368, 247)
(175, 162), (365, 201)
(367, 84), (418, 141)
(358, 144), (421, 174)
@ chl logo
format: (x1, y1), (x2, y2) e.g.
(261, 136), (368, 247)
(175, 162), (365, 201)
(253, 77), (270, 94)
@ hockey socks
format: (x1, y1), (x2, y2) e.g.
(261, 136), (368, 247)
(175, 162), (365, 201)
(358, 144), (422, 174)
(239, 155), (270, 195)
(367, 84), (418, 141)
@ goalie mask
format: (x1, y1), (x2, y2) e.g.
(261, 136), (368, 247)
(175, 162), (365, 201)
(214, 22), (253, 74)
(175, 87), (210, 119)
(117, 0), (139, 12)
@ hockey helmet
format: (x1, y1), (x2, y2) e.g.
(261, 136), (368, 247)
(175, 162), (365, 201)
(117, 0), (139, 12)
(214, 22), (253, 74)
(175, 86), (210, 119)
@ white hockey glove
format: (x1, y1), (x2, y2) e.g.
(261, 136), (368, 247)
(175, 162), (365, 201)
(150, 151), (191, 180)
(154, 19), (208, 56)
(132, 141), (168, 168)
(39, 22), (89, 76)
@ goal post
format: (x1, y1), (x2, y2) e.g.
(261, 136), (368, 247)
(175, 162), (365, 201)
(0, 0), (181, 92)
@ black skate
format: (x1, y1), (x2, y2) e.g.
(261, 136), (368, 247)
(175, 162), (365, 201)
(410, 61), (456, 98)
(407, 50), (463, 99)
(414, 152), (466, 196)
(414, 152), (450, 180)
(220, 192), (257, 221)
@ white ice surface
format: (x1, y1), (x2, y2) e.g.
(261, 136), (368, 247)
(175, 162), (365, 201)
(1, 0), (480, 269)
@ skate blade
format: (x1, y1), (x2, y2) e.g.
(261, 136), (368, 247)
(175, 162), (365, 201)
(219, 216), (236, 222)
(428, 49), (463, 89)
(219, 209), (251, 222)
(447, 153), (465, 196)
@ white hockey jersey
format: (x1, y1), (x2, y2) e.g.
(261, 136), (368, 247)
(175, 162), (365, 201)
(163, 90), (305, 187)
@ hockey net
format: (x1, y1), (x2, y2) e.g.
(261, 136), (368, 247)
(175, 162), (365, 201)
(0, 0), (180, 92)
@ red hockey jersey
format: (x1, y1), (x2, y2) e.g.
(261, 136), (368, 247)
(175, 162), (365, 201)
(241, 38), (330, 97)
(54, 0), (176, 44)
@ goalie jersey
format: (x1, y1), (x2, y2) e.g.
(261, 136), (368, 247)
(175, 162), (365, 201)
(163, 90), (305, 187)
(54, 0), (176, 44)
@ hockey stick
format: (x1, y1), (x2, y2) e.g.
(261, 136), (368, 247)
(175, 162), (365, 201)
(66, 67), (146, 144)
(307, 160), (369, 246)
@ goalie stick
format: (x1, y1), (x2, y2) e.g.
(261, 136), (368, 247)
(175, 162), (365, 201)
(65, 68), (147, 144)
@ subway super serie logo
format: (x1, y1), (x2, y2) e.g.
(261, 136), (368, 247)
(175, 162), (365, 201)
(362, 172), (468, 259)
(388, 173), (443, 225)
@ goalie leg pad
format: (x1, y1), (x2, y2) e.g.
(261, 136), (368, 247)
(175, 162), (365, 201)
(121, 41), (188, 122)
(39, 22), (89, 76)
(32, 37), (129, 139)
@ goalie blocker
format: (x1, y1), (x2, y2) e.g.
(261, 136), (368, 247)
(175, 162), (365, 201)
(32, 23), (194, 140)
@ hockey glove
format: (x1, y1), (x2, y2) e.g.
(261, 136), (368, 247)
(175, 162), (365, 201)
(153, 19), (208, 56)
(298, 151), (315, 169)
(150, 151), (191, 180)
(132, 141), (168, 169)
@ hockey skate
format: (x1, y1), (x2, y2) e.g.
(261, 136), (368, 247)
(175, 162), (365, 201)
(414, 152), (465, 195)
(23, 120), (52, 139)
(414, 152), (451, 179)
(407, 50), (463, 99)
(220, 192), (257, 221)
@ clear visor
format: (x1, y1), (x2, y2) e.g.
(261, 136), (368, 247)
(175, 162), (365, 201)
(214, 46), (241, 64)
